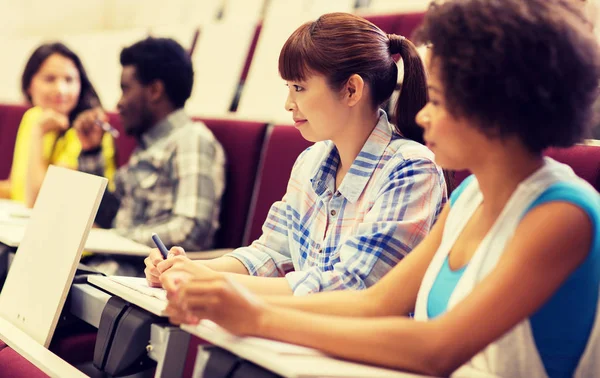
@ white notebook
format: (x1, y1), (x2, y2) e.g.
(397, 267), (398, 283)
(106, 275), (325, 357)
(109, 276), (167, 301)
(85, 229), (151, 256)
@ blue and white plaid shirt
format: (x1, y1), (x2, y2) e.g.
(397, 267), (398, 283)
(228, 111), (447, 295)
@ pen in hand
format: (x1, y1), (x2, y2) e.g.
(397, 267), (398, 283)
(152, 233), (169, 259)
(94, 119), (120, 138)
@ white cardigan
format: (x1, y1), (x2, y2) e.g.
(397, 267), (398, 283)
(413, 158), (600, 377)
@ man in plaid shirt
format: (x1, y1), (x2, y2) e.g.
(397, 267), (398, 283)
(75, 38), (224, 274)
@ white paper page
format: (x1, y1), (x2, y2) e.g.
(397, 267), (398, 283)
(109, 276), (167, 301)
(85, 229), (151, 255)
(0, 212), (29, 226)
(198, 320), (326, 357)
(0, 200), (31, 226)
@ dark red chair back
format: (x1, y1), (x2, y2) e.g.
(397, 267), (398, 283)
(0, 344), (49, 377)
(196, 117), (269, 249)
(453, 144), (600, 192)
(243, 125), (312, 245)
(106, 113), (137, 168)
(364, 12), (426, 39)
(545, 145), (600, 191)
(0, 104), (28, 179)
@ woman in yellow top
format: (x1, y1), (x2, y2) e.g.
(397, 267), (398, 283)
(0, 42), (116, 207)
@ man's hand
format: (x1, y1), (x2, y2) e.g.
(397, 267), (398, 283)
(73, 107), (107, 151)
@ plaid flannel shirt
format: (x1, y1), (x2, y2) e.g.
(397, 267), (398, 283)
(80, 109), (225, 250)
(228, 110), (447, 295)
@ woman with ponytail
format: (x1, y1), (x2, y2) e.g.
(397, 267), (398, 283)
(150, 12), (446, 298)
(162, 1), (600, 377)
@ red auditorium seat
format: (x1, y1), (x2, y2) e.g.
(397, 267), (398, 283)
(453, 144), (600, 192)
(243, 125), (313, 245)
(0, 104), (28, 180)
(196, 117), (269, 249)
(364, 12), (426, 39)
(49, 327), (97, 366)
(106, 113), (137, 168)
(545, 145), (600, 191)
(0, 346), (49, 377)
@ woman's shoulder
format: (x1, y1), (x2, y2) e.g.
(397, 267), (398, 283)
(378, 138), (442, 182)
(528, 180), (600, 219)
(387, 137), (437, 166)
(17, 106), (43, 131)
(23, 106), (43, 118)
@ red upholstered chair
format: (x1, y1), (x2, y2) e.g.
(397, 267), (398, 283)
(0, 104), (28, 180)
(452, 144), (600, 193)
(243, 125), (313, 245)
(364, 12), (426, 38)
(49, 327), (97, 365)
(106, 112), (138, 168)
(196, 117), (269, 249)
(545, 145), (600, 191)
(0, 346), (49, 377)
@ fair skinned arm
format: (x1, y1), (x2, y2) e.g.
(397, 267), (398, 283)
(145, 247), (250, 287)
(155, 251), (294, 295)
(25, 109), (69, 207)
(261, 204), (450, 316)
(144, 150), (314, 288)
(167, 202), (593, 376)
(161, 205), (448, 323)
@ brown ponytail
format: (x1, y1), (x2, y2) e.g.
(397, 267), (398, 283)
(388, 35), (428, 145)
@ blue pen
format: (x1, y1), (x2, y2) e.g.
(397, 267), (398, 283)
(152, 233), (169, 259)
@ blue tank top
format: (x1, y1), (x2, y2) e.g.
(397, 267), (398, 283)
(427, 178), (600, 378)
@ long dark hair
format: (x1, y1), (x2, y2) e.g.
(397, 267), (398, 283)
(21, 42), (101, 124)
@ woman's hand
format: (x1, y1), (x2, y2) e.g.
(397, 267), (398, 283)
(144, 246), (188, 287)
(162, 262), (266, 336)
(38, 108), (69, 134)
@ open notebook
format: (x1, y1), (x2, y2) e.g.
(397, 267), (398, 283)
(108, 276), (167, 301)
(104, 275), (325, 357)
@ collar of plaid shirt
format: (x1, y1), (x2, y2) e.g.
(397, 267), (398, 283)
(139, 108), (191, 149)
(310, 109), (395, 204)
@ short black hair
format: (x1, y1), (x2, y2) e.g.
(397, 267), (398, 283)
(414, 0), (600, 153)
(22, 42), (101, 123)
(120, 37), (193, 108)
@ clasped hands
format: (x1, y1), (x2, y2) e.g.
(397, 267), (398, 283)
(144, 247), (265, 336)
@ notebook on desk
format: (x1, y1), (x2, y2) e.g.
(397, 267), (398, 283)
(87, 275), (168, 316)
(0, 224), (151, 256)
(89, 275), (326, 357)
(0, 200), (31, 226)
(0, 165), (107, 347)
